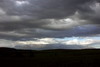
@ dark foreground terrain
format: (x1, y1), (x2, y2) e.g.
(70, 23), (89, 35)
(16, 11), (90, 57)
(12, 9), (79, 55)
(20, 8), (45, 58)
(0, 48), (100, 67)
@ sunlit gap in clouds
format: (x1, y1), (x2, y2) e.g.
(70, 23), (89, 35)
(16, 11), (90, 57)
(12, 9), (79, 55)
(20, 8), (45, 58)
(13, 37), (100, 49)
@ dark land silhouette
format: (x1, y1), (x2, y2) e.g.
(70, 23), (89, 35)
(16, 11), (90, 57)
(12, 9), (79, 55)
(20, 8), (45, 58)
(0, 47), (100, 67)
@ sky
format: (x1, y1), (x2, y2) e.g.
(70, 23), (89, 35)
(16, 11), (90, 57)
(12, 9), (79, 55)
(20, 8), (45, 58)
(0, 0), (100, 50)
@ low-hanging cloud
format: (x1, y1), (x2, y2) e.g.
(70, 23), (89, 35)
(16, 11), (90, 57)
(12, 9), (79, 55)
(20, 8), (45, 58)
(0, 37), (99, 50)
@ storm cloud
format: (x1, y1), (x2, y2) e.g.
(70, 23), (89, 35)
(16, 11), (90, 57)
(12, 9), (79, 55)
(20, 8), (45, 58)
(0, 0), (99, 49)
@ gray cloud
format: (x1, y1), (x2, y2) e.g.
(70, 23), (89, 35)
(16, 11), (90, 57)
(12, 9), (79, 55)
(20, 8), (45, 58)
(0, 24), (99, 41)
(0, 0), (99, 41)
(0, 0), (90, 19)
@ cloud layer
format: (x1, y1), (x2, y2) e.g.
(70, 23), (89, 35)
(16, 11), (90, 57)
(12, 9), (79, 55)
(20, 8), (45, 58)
(0, 37), (99, 50)
(0, 0), (99, 39)
(0, 0), (99, 49)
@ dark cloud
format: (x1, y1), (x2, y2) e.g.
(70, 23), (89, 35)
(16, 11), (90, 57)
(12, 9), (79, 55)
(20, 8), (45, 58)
(77, 1), (100, 24)
(0, 21), (45, 31)
(0, 0), (90, 19)
(0, 25), (99, 41)
(0, 0), (99, 40)
(31, 25), (100, 38)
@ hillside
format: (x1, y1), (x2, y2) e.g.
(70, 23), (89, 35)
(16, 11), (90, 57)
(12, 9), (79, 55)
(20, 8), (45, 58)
(0, 47), (100, 67)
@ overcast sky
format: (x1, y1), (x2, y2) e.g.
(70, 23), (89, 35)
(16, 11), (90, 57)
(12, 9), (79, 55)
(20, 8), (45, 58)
(0, 0), (100, 50)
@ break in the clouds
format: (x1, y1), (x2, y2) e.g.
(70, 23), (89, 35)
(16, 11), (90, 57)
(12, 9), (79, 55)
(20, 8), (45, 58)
(0, 0), (99, 49)
(0, 37), (100, 50)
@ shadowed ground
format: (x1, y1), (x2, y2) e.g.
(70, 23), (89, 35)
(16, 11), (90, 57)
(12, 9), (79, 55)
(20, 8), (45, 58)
(0, 48), (100, 67)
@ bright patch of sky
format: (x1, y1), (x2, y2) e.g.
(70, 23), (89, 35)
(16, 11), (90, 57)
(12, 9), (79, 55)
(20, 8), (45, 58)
(55, 37), (100, 48)
(0, 36), (99, 49)
(55, 37), (100, 41)
(91, 44), (100, 48)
